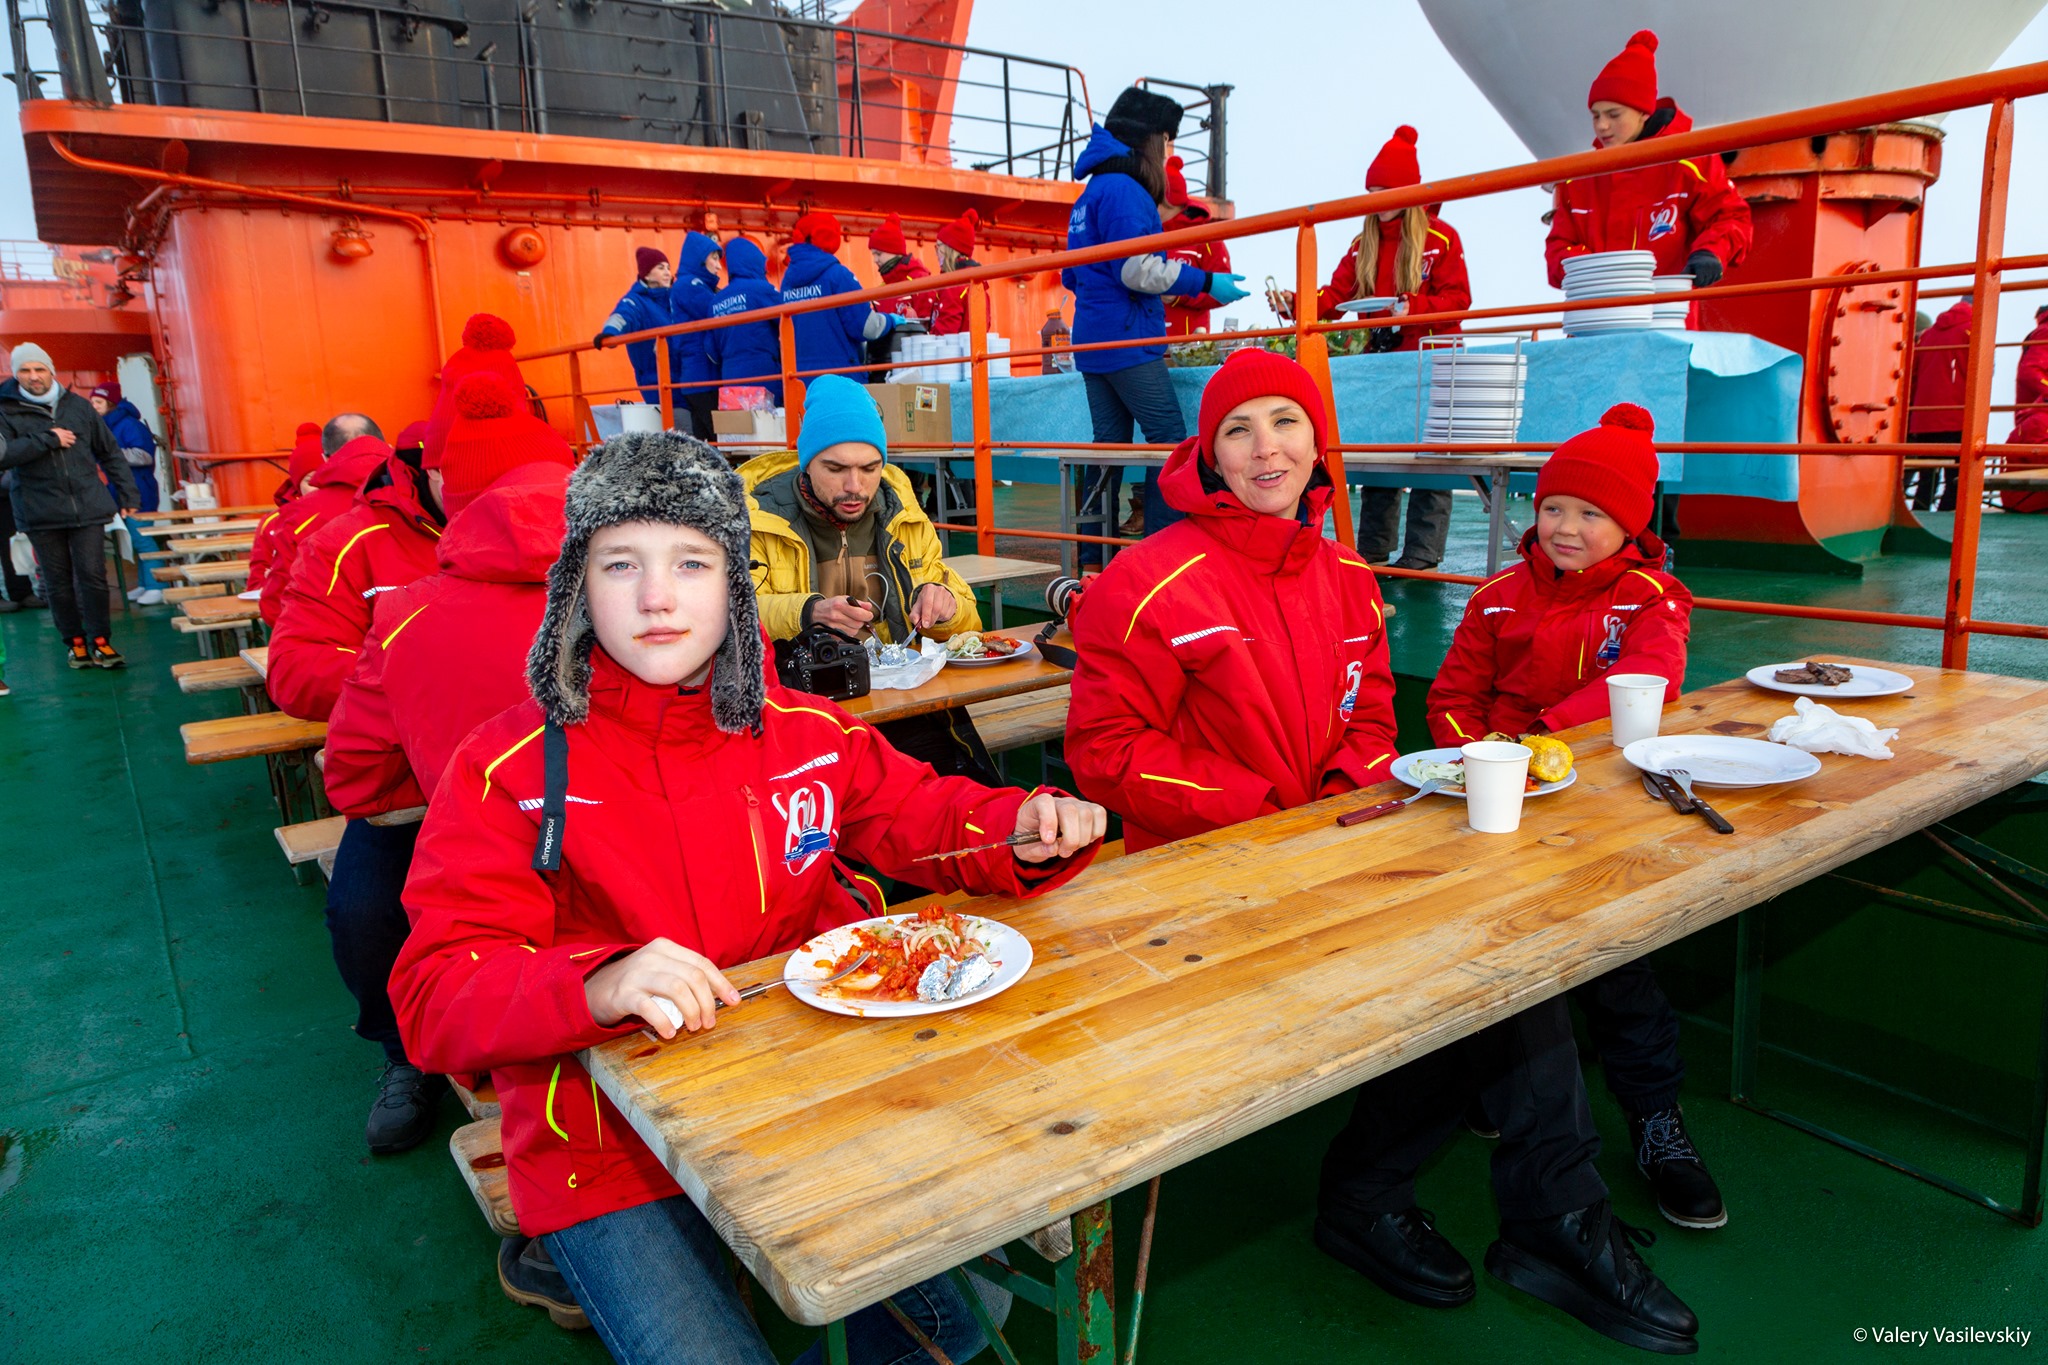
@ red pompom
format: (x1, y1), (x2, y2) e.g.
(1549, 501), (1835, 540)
(296, 421), (321, 437)
(1629, 28), (1658, 53)
(963, 208), (980, 226)
(1394, 124), (1419, 145)
(460, 313), (515, 352)
(1601, 402), (1655, 433)
(454, 373), (516, 420)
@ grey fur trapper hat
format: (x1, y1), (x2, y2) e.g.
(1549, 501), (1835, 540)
(527, 430), (765, 734)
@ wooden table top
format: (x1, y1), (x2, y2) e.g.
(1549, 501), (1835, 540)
(132, 504), (274, 521)
(241, 646), (270, 681)
(1986, 468), (2048, 490)
(180, 595), (261, 624)
(839, 634), (1070, 725)
(585, 660), (2048, 1326)
(163, 518), (262, 538)
(165, 534), (256, 557)
(942, 554), (1055, 587)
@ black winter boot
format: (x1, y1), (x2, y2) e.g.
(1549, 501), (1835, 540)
(1314, 1207), (1475, 1308)
(1487, 1199), (1699, 1354)
(1630, 1107), (1726, 1230)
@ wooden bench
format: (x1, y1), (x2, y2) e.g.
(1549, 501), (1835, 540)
(133, 503), (274, 522)
(181, 560), (252, 585)
(969, 684), (1070, 754)
(163, 583), (226, 604)
(172, 656), (261, 694)
(276, 806), (424, 868)
(182, 713), (327, 763)
(162, 533), (256, 557)
(181, 595), (261, 625)
(453, 1077), (501, 1121)
(452, 1117), (520, 1237)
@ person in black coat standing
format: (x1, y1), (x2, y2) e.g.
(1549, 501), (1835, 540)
(0, 343), (140, 668)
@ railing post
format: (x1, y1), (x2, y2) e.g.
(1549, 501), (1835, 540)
(1943, 96), (2012, 670)
(969, 282), (995, 556)
(779, 313), (804, 450)
(655, 332), (675, 432)
(567, 349), (596, 448)
(1295, 222), (1354, 547)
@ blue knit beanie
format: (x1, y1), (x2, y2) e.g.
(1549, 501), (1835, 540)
(796, 374), (888, 468)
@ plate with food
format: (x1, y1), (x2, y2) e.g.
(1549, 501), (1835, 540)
(785, 904), (1031, 1018)
(1390, 738), (1578, 799)
(1745, 661), (1913, 698)
(1622, 736), (1822, 788)
(943, 631), (1038, 667)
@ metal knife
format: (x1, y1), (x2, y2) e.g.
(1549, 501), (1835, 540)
(1663, 769), (1736, 835)
(1642, 770), (1693, 814)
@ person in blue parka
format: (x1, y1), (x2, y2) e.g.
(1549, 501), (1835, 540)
(780, 211), (910, 383)
(670, 230), (725, 440)
(595, 247), (681, 407)
(705, 236), (787, 406)
(89, 381), (167, 605)
(1064, 86), (1247, 564)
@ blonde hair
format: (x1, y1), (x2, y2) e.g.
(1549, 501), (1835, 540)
(1351, 204), (1431, 297)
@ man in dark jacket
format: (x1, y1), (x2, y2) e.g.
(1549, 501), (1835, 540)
(0, 343), (139, 668)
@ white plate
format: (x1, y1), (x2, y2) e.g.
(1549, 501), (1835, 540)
(943, 638), (1039, 668)
(1390, 747), (1577, 799)
(1622, 736), (1823, 788)
(1336, 297), (1400, 314)
(1744, 663), (1915, 698)
(785, 913), (1032, 1018)
(1564, 250), (1656, 268)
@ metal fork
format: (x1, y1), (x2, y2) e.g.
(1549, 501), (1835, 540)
(736, 950), (875, 1003)
(1664, 769), (1735, 835)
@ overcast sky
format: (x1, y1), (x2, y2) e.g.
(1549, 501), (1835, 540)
(4, 0), (2047, 398)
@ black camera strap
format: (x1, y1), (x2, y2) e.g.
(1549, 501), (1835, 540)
(530, 719), (569, 872)
(1033, 621), (1077, 670)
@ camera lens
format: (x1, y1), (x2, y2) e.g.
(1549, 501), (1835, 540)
(1045, 575), (1083, 619)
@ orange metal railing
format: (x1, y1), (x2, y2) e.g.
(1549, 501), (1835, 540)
(518, 59), (2048, 669)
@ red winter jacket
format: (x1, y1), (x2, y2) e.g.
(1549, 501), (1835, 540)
(2017, 321), (2048, 416)
(391, 650), (1097, 1235)
(247, 493), (297, 596)
(267, 455), (444, 721)
(1908, 300), (1973, 437)
(324, 463), (568, 818)
(1427, 531), (1692, 745)
(927, 266), (988, 338)
(1544, 101), (1752, 288)
(1065, 444), (1399, 852)
(881, 256), (940, 323)
(257, 437), (392, 627)
(1165, 206), (1231, 337)
(1314, 213), (1471, 350)
(2002, 408), (2048, 514)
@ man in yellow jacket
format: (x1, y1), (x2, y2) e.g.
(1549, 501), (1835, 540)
(740, 374), (978, 644)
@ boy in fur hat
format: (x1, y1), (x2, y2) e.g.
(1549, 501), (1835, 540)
(391, 431), (1105, 1360)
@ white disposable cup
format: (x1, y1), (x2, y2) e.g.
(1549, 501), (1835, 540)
(618, 403), (664, 434)
(1460, 741), (1533, 834)
(1607, 673), (1669, 745)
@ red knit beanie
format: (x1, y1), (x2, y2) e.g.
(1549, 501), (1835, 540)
(1589, 30), (1659, 113)
(1164, 156), (1191, 208)
(1365, 125), (1422, 190)
(794, 211), (843, 255)
(1536, 403), (1660, 536)
(1196, 349), (1329, 464)
(287, 421), (322, 482)
(635, 246), (669, 279)
(394, 420), (428, 453)
(431, 374), (574, 516)
(869, 212), (908, 255)
(426, 313), (524, 466)
(936, 208), (979, 257)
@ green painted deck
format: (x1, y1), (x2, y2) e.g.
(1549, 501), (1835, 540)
(2, 494), (2045, 1363)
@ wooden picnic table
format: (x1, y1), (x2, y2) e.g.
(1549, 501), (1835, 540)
(944, 553), (1053, 627)
(164, 533), (256, 557)
(242, 646), (270, 681)
(585, 660), (2048, 1343)
(132, 504), (274, 522)
(180, 560), (252, 585)
(1986, 467), (2048, 491)
(180, 595), (261, 625)
(839, 633), (1071, 725)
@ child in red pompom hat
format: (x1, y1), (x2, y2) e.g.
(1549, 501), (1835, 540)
(425, 313), (527, 468)
(1426, 401), (1723, 1238)
(1589, 29), (1659, 116)
(867, 212), (936, 322)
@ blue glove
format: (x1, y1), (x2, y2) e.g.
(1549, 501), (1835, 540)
(1207, 273), (1250, 306)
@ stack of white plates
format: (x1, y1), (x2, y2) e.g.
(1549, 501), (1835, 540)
(1561, 250), (1656, 335)
(1649, 275), (1692, 331)
(1425, 348), (1526, 444)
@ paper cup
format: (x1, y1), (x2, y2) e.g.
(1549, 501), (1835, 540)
(1460, 740), (1533, 834)
(618, 403), (664, 434)
(1607, 673), (1669, 746)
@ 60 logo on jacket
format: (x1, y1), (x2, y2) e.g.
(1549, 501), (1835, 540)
(774, 782), (838, 873)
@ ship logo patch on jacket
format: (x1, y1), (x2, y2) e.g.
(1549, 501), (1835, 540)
(1339, 661), (1363, 722)
(1647, 205), (1679, 241)
(1597, 613), (1627, 666)
(774, 781), (838, 873)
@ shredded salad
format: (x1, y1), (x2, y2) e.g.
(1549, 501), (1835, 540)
(820, 904), (997, 1002)
(1409, 755), (1543, 793)
(945, 631), (1022, 659)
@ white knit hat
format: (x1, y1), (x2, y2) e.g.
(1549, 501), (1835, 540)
(9, 342), (53, 374)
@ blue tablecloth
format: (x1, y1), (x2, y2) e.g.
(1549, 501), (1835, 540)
(945, 331), (1803, 500)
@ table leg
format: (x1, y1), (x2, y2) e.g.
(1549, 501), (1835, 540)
(1730, 906), (1765, 1103)
(824, 1319), (848, 1365)
(1054, 1200), (1115, 1365)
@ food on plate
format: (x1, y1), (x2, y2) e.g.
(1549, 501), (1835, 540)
(1523, 734), (1575, 784)
(1773, 661), (1856, 687)
(945, 631), (1022, 660)
(821, 903), (999, 1003)
(1409, 756), (1470, 787)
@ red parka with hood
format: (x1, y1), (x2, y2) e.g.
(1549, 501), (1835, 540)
(1908, 299), (1973, 437)
(1313, 213), (1471, 350)
(267, 453), (444, 721)
(1164, 204), (1232, 337)
(2003, 407), (2048, 514)
(256, 435), (392, 627)
(1426, 530), (1692, 745)
(1544, 101), (1752, 287)
(1065, 446), (1399, 852)
(881, 256), (940, 323)
(2017, 318), (2048, 416)
(324, 463), (569, 818)
(390, 652), (1096, 1235)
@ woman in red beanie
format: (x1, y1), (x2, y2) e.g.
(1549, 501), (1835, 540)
(867, 212), (936, 323)
(1544, 29), (1752, 290)
(1427, 403), (1727, 1245)
(1161, 157), (1232, 340)
(927, 208), (986, 337)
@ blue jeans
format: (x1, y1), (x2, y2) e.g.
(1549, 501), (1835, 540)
(324, 817), (420, 1065)
(545, 1194), (1009, 1365)
(1080, 362), (1187, 567)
